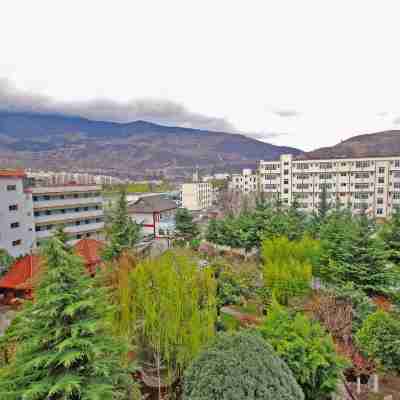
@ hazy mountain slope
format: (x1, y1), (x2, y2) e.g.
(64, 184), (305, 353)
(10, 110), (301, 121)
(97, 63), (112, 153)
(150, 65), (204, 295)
(0, 111), (302, 178)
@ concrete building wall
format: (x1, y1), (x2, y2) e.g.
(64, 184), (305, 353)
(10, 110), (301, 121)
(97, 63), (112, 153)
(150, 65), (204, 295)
(0, 175), (35, 257)
(182, 182), (213, 211)
(229, 169), (258, 193)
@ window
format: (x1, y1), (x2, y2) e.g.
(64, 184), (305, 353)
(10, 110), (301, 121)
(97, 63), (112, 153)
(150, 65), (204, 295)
(378, 177), (385, 184)
(378, 188), (384, 194)
(12, 239), (22, 246)
(7, 185), (17, 191)
(355, 161), (370, 168)
(33, 196), (38, 202)
(341, 183), (347, 187)
(284, 189), (289, 194)
(296, 184), (309, 189)
(355, 172), (369, 179)
(284, 179), (289, 185)
(377, 198), (384, 205)
(340, 173), (347, 177)
(341, 162), (347, 166)
(9, 204), (18, 211)
(320, 173), (332, 179)
(395, 160), (400, 168)
(264, 184), (277, 190)
(354, 193), (369, 199)
(10, 222), (20, 229)
(355, 183), (370, 189)
(297, 163), (309, 170)
(379, 167), (385, 174)
(377, 208), (384, 215)
(264, 164), (279, 170)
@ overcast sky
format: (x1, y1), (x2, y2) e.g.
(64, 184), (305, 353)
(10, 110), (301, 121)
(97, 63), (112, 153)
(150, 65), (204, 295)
(1, 0), (400, 151)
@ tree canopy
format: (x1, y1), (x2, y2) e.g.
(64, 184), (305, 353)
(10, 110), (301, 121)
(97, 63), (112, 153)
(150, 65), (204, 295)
(175, 208), (199, 239)
(183, 331), (304, 400)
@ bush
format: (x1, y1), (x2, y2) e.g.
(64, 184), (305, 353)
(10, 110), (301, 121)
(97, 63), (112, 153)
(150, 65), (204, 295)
(183, 331), (304, 400)
(259, 301), (347, 400)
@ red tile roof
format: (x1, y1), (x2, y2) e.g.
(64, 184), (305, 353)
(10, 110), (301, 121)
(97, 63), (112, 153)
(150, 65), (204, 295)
(0, 239), (104, 290)
(74, 239), (104, 274)
(0, 255), (41, 290)
(0, 170), (26, 179)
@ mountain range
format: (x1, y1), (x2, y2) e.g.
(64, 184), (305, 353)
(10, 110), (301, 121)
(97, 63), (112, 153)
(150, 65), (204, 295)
(0, 111), (301, 179)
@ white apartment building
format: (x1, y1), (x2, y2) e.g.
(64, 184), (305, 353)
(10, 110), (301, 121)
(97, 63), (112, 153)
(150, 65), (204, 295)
(32, 184), (104, 247)
(182, 182), (213, 211)
(229, 169), (259, 193)
(258, 154), (400, 218)
(0, 171), (35, 257)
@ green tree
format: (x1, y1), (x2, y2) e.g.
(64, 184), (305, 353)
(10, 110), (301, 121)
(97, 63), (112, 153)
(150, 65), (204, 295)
(259, 301), (347, 400)
(262, 236), (316, 304)
(175, 208), (199, 240)
(0, 238), (138, 400)
(356, 310), (400, 373)
(0, 249), (13, 277)
(183, 331), (304, 400)
(318, 184), (330, 221)
(53, 224), (71, 252)
(381, 208), (400, 265)
(102, 189), (141, 261)
(127, 250), (216, 387)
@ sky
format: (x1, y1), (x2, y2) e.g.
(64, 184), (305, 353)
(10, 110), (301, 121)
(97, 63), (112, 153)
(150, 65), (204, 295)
(1, 0), (400, 151)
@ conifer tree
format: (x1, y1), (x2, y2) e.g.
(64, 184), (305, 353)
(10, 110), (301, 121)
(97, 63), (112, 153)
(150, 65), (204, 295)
(53, 224), (71, 253)
(0, 239), (138, 400)
(318, 184), (330, 221)
(381, 208), (400, 265)
(175, 208), (199, 240)
(102, 189), (141, 261)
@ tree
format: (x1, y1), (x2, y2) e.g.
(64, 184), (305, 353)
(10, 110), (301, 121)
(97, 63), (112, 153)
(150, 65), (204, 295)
(102, 189), (141, 261)
(356, 310), (400, 373)
(183, 331), (304, 400)
(261, 236), (316, 304)
(127, 250), (216, 390)
(259, 301), (347, 400)
(53, 224), (71, 252)
(175, 208), (199, 240)
(0, 238), (138, 400)
(318, 184), (330, 221)
(0, 249), (13, 277)
(380, 208), (400, 265)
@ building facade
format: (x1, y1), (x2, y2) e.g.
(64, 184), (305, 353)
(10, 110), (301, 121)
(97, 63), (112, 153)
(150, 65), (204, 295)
(0, 171), (35, 257)
(31, 184), (104, 247)
(229, 169), (259, 193)
(181, 182), (213, 211)
(258, 154), (400, 218)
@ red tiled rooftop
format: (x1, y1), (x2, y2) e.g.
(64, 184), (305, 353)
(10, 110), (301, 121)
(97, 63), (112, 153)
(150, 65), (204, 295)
(0, 239), (104, 291)
(0, 255), (41, 290)
(0, 170), (26, 179)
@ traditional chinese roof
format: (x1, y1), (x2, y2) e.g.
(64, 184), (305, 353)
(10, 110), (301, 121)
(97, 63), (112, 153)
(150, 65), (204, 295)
(0, 255), (41, 290)
(0, 239), (104, 290)
(0, 170), (26, 179)
(128, 195), (177, 214)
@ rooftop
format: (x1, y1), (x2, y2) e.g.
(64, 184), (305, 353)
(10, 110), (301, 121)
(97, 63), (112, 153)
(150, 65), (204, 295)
(0, 169), (26, 179)
(128, 194), (177, 214)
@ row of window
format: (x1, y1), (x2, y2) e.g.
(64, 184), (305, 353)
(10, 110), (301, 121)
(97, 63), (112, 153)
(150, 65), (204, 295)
(33, 192), (101, 202)
(34, 205), (101, 218)
(35, 217), (104, 232)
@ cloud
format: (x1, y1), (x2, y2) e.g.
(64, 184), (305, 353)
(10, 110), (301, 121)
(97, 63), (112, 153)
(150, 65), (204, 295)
(393, 116), (400, 125)
(247, 131), (289, 141)
(273, 108), (301, 118)
(0, 78), (236, 132)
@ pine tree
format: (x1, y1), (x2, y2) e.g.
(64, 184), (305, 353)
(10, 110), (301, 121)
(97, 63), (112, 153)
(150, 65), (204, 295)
(102, 189), (141, 262)
(175, 208), (199, 240)
(0, 238), (138, 400)
(318, 184), (330, 221)
(381, 208), (400, 265)
(53, 224), (71, 252)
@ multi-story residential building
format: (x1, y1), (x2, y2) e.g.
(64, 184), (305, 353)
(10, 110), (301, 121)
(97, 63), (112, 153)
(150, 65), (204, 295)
(229, 169), (259, 193)
(258, 154), (400, 218)
(31, 184), (104, 247)
(182, 182), (213, 211)
(0, 170), (35, 257)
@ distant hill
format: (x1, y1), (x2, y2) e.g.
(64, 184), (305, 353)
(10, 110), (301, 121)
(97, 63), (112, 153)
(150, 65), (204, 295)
(0, 111), (302, 179)
(302, 130), (400, 160)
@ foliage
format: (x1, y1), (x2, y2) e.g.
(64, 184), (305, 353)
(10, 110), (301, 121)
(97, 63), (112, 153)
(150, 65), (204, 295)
(53, 224), (71, 252)
(0, 238), (138, 400)
(262, 236), (315, 305)
(380, 208), (400, 265)
(127, 250), (216, 382)
(318, 184), (330, 221)
(183, 331), (304, 400)
(318, 210), (397, 295)
(102, 189), (141, 261)
(206, 201), (309, 251)
(104, 181), (173, 194)
(175, 208), (199, 239)
(259, 301), (347, 400)
(356, 310), (400, 373)
(0, 249), (13, 277)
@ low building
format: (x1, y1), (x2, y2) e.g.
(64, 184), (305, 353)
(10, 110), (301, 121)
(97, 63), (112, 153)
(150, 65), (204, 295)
(31, 184), (104, 247)
(0, 170), (35, 257)
(181, 182), (213, 211)
(0, 238), (104, 304)
(128, 195), (177, 238)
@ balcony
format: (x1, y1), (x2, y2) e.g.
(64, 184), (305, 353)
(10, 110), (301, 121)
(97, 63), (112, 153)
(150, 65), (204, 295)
(33, 197), (103, 210)
(34, 209), (103, 225)
(35, 222), (105, 240)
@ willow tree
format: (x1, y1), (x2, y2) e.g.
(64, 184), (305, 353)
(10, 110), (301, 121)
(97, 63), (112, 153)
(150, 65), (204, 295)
(127, 249), (217, 392)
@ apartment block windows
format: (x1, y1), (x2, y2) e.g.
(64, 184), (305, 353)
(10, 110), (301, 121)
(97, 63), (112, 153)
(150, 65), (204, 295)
(378, 177), (385, 184)
(9, 204), (18, 211)
(377, 208), (384, 215)
(284, 169), (289, 175)
(284, 179), (289, 185)
(356, 161), (370, 168)
(379, 167), (386, 174)
(377, 198), (384, 205)
(378, 188), (384, 194)
(6, 184), (17, 191)
(12, 239), (22, 246)
(10, 222), (20, 229)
